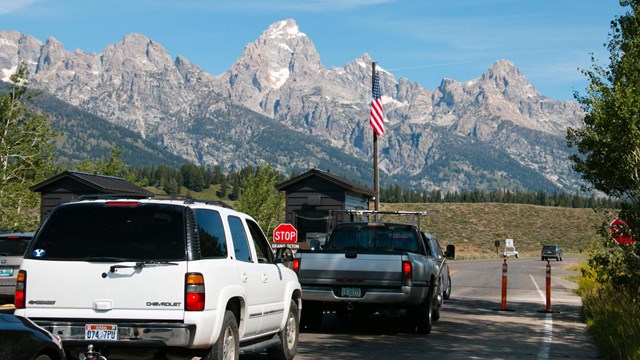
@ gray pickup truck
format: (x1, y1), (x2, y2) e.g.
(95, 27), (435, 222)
(292, 211), (455, 334)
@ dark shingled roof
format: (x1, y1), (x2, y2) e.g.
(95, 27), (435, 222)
(30, 170), (155, 197)
(275, 168), (374, 196)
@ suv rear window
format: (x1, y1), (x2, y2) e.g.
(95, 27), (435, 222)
(29, 202), (186, 261)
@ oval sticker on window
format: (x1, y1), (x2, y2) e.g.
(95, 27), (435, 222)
(32, 249), (46, 257)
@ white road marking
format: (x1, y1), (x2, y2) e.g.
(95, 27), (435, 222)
(530, 274), (553, 360)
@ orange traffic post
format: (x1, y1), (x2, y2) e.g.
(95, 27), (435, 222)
(545, 260), (552, 312)
(501, 258), (508, 310)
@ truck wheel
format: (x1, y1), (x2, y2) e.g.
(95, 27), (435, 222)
(300, 300), (323, 330)
(267, 300), (299, 360)
(410, 291), (433, 334)
(205, 310), (239, 360)
(443, 273), (452, 300)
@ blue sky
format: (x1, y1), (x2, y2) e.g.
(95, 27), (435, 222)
(0, 0), (626, 101)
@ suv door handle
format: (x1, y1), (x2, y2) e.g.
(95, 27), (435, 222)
(241, 273), (248, 283)
(262, 273), (268, 283)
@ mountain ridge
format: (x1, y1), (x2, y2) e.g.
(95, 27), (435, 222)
(0, 19), (585, 193)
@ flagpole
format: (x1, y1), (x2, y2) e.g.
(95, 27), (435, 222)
(372, 62), (380, 214)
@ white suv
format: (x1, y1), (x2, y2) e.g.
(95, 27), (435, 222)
(14, 198), (301, 360)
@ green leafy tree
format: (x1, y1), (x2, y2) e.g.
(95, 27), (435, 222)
(567, 0), (640, 293)
(235, 164), (285, 240)
(0, 63), (58, 231)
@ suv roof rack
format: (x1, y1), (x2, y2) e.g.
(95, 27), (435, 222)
(78, 193), (152, 200)
(151, 195), (233, 209)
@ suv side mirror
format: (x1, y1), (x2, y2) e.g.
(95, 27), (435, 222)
(274, 247), (294, 263)
(444, 244), (456, 260)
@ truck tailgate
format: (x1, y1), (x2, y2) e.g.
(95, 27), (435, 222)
(298, 252), (404, 286)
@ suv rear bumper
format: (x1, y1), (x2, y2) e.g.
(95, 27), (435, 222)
(33, 320), (195, 347)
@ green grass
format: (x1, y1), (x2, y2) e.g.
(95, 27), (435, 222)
(579, 279), (640, 359)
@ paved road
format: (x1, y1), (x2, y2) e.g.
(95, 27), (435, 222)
(247, 256), (600, 360)
(2, 257), (600, 359)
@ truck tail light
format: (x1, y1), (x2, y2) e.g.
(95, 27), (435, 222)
(185, 273), (205, 311)
(14, 270), (26, 309)
(292, 259), (300, 274)
(402, 261), (412, 281)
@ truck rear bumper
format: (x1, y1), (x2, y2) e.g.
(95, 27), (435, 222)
(301, 285), (425, 304)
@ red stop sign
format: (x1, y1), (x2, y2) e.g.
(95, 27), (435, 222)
(273, 223), (298, 243)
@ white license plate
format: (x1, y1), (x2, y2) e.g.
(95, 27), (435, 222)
(341, 287), (361, 298)
(85, 324), (118, 340)
(0, 268), (13, 277)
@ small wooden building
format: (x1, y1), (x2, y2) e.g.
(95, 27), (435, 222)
(30, 170), (154, 222)
(275, 168), (374, 244)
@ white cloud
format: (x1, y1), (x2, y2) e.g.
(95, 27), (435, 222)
(0, 0), (42, 15)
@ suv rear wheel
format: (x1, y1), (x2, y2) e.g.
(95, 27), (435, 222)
(206, 310), (239, 360)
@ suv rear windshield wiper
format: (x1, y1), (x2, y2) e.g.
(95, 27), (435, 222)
(109, 260), (179, 273)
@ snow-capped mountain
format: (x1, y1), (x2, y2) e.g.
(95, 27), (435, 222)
(0, 19), (585, 192)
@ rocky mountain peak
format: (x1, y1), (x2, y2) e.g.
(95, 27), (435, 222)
(102, 33), (174, 72)
(479, 59), (538, 99)
(265, 19), (306, 41)
(222, 18), (324, 114)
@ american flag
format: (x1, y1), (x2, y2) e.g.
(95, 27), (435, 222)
(370, 71), (384, 136)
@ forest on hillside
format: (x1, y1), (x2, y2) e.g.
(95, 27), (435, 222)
(125, 163), (618, 209)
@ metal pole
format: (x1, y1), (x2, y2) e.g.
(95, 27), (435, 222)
(372, 62), (379, 213)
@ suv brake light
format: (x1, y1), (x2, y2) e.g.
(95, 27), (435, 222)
(185, 273), (205, 311)
(15, 270), (26, 309)
(105, 201), (140, 207)
(292, 259), (300, 273)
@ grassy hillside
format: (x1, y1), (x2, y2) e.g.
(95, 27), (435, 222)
(381, 203), (614, 259)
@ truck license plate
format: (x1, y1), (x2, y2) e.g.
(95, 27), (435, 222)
(85, 324), (118, 340)
(0, 268), (13, 277)
(341, 287), (361, 298)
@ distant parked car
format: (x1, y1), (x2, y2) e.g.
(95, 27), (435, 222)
(0, 233), (34, 299)
(541, 244), (563, 261)
(0, 313), (66, 360)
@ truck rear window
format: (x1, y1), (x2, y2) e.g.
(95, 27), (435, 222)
(0, 238), (30, 256)
(328, 226), (419, 253)
(29, 203), (186, 261)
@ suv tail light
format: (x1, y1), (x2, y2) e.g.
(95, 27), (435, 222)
(402, 261), (412, 281)
(292, 259), (300, 274)
(15, 270), (26, 309)
(185, 273), (205, 311)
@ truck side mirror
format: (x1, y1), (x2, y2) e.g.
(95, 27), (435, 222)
(445, 244), (456, 260)
(309, 239), (321, 251)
